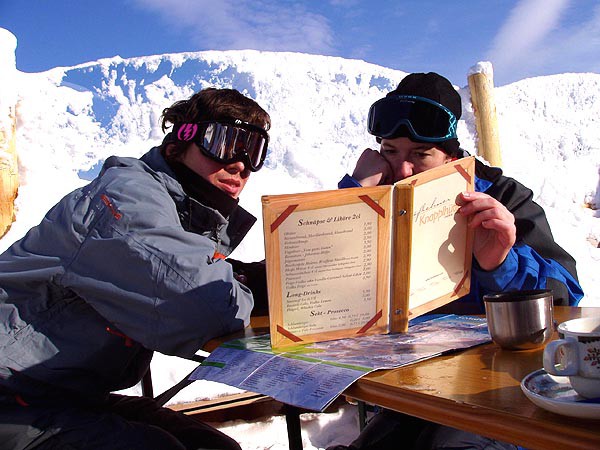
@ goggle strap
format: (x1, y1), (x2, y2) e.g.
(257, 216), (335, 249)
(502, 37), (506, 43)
(176, 123), (200, 141)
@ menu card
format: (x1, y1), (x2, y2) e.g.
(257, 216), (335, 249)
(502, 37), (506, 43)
(262, 157), (475, 348)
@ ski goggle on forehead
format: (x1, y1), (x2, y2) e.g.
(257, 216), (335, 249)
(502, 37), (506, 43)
(367, 95), (458, 142)
(175, 120), (269, 172)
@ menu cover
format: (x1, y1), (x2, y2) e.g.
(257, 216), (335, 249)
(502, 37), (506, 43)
(262, 156), (475, 348)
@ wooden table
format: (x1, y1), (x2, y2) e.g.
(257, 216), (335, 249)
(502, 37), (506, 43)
(344, 306), (600, 450)
(202, 307), (600, 450)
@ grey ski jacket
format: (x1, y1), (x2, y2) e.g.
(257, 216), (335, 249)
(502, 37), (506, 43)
(0, 147), (255, 403)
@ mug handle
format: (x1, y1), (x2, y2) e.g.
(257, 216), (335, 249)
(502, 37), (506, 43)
(543, 338), (579, 376)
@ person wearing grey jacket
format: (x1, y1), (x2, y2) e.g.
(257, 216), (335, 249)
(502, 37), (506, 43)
(0, 88), (271, 449)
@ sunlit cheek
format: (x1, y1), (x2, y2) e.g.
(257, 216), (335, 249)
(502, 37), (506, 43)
(424, 161), (439, 171)
(207, 173), (221, 187)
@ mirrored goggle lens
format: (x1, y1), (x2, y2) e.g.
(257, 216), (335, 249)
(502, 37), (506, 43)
(201, 122), (268, 171)
(368, 96), (456, 141)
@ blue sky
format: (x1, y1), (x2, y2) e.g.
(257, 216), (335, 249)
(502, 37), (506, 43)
(1, 0), (599, 87)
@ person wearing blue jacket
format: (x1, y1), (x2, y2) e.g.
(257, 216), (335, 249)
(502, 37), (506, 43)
(0, 88), (270, 449)
(330, 72), (583, 450)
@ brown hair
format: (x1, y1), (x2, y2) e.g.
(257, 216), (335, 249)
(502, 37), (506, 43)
(160, 88), (271, 160)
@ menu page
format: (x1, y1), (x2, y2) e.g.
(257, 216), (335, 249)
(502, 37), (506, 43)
(277, 202), (379, 336)
(408, 170), (469, 309)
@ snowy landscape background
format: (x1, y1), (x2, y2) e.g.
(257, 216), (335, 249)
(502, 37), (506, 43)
(1, 27), (599, 449)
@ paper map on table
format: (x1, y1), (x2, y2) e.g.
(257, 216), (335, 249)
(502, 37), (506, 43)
(190, 315), (491, 411)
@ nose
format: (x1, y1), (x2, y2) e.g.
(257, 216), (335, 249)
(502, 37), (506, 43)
(398, 161), (414, 179)
(226, 160), (247, 175)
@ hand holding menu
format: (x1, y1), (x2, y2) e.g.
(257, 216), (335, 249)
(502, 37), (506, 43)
(262, 156), (475, 348)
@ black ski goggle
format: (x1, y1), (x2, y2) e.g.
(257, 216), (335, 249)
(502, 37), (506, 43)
(175, 120), (269, 172)
(368, 95), (458, 142)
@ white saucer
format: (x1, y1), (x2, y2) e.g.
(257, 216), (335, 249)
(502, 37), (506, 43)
(521, 369), (600, 419)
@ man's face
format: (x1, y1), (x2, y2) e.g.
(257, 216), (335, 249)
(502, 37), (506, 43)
(179, 143), (250, 199)
(380, 137), (453, 182)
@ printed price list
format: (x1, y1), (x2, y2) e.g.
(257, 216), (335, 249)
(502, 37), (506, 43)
(278, 202), (379, 334)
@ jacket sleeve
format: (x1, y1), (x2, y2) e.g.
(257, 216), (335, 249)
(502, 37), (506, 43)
(58, 168), (254, 358)
(338, 173), (363, 189)
(227, 258), (269, 316)
(478, 169), (584, 306)
(473, 246), (583, 305)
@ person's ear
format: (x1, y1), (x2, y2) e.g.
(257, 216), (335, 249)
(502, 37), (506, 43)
(165, 143), (177, 158)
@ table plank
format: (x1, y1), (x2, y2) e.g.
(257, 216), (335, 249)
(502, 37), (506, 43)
(344, 306), (600, 450)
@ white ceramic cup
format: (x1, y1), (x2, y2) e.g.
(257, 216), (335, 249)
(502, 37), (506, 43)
(543, 317), (600, 398)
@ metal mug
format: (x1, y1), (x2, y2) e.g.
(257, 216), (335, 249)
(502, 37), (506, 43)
(484, 289), (554, 351)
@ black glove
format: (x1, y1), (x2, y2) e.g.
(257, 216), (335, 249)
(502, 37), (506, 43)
(227, 258), (269, 316)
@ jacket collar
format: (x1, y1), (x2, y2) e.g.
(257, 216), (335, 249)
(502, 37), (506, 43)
(139, 147), (257, 255)
(167, 161), (239, 219)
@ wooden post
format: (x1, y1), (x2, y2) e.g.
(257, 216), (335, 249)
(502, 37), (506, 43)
(0, 28), (19, 238)
(468, 65), (502, 167)
(0, 106), (19, 239)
